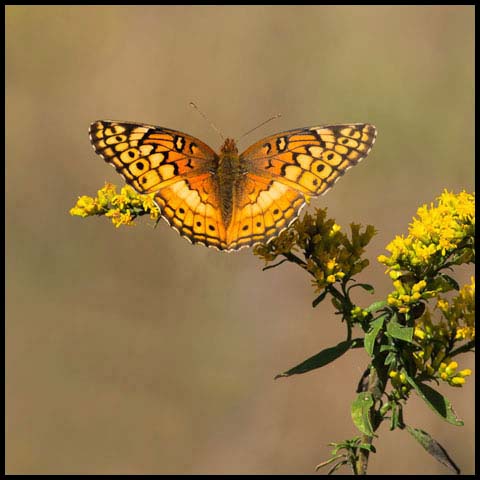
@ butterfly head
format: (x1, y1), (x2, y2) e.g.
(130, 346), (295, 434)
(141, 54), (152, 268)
(220, 138), (238, 155)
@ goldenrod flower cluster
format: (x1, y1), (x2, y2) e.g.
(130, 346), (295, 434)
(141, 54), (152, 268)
(350, 306), (369, 321)
(379, 191), (475, 390)
(378, 190), (475, 274)
(437, 277), (475, 341)
(411, 312), (471, 385)
(386, 278), (441, 314)
(70, 183), (159, 227)
(388, 370), (409, 395)
(408, 278), (475, 387)
(255, 209), (376, 291)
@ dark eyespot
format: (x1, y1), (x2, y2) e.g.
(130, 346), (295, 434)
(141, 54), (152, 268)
(179, 208), (185, 214)
(242, 225), (249, 231)
(208, 225), (215, 231)
(273, 209), (280, 215)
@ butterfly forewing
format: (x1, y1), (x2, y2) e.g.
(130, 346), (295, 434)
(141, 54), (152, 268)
(241, 124), (377, 197)
(89, 121), (217, 193)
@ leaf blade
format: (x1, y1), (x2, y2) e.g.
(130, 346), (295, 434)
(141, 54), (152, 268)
(275, 339), (363, 379)
(364, 314), (387, 356)
(386, 317), (414, 343)
(351, 392), (375, 436)
(406, 425), (460, 474)
(405, 374), (464, 426)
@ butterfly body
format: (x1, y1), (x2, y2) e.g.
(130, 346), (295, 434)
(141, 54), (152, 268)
(215, 138), (243, 228)
(90, 120), (377, 251)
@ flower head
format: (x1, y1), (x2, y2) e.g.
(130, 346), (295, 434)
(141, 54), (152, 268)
(378, 190), (475, 275)
(70, 182), (159, 227)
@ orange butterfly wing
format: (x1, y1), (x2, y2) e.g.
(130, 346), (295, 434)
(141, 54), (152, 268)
(89, 121), (229, 249)
(224, 124), (377, 250)
(241, 124), (377, 196)
(225, 173), (306, 251)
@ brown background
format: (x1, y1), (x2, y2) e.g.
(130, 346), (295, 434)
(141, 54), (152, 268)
(6, 5), (474, 475)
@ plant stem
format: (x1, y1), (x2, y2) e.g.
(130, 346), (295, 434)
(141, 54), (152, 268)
(355, 357), (389, 474)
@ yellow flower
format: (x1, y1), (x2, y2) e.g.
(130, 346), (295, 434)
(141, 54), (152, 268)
(438, 277), (475, 341)
(435, 359), (472, 386)
(70, 196), (95, 217)
(378, 190), (474, 273)
(412, 280), (427, 293)
(142, 194), (160, 219)
(71, 182), (162, 228)
(326, 259), (337, 271)
(414, 327), (426, 340)
(330, 223), (341, 235)
(106, 209), (134, 228)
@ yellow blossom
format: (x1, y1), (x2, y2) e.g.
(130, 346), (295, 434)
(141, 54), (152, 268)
(379, 190), (474, 273)
(414, 327), (425, 340)
(330, 223), (341, 235)
(70, 182), (162, 229)
(70, 195), (100, 217)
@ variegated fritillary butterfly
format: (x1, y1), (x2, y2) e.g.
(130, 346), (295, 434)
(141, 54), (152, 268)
(89, 120), (377, 251)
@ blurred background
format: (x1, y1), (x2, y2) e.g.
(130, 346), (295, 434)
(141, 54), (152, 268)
(6, 5), (474, 475)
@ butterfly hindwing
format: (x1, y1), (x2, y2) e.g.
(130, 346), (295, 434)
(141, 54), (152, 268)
(226, 174), (306, 251)
(153, 173), (229, 250)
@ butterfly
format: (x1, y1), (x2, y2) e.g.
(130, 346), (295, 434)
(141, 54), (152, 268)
(89, 120), (377, 251)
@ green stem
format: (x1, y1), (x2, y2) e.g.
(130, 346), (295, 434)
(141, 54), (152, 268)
(355, 367), (378, 475)
(355, 353), (390, 475)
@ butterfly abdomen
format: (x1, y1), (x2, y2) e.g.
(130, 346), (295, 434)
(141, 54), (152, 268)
(216, 144), (243, 228)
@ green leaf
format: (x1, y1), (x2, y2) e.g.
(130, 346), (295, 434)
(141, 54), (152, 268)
(390, 402), (404, 430)
(348, 283), (375, 294)
(404, 375), (464, 426)
(364, 314), (387, 356)
(315, 455), (343, 471)
(358, 443), (376, 453)
(386, 318), (414, 343)
(312, 289), (328, 308)
(449, 339), (475, 357)
(327, 460), (348, 475)
(379, 344), (395, 352)
(364, 300), (388, 313)
(384, 351), (397, 366)
(406, 426), (460, 474)
(438, 274), (460, 291)
(275, 339), (363, 379)
(351, 392), (375, 436)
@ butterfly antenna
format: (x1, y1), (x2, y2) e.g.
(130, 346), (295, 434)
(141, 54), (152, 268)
(239, 113), (282, 140)
(189, 102), (225, 140)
